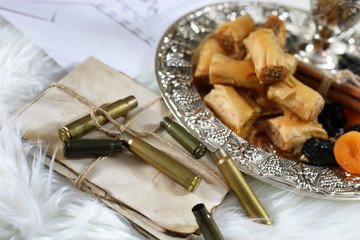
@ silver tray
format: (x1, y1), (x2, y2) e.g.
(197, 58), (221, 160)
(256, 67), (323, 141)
(155, 1), (360, 199)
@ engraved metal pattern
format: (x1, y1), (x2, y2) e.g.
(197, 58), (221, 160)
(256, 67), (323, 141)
(155, 2), (360, 199)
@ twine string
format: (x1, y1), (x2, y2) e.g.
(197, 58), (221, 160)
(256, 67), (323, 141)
(51, 83), (211, 189)
(87, 98), (212, 182)
(50, 83), (96, 109)
(89, 97), (162, 138)
(336, 69), (360, 87)
(317, 71), (335, 98)
(318, 69), (360, 98)
(75, 156), (108, 189)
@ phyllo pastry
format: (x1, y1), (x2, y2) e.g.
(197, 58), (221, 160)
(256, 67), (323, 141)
(203, 84), (260, 138)
(243, 28), (290, 84)
(265, 114), (328, 154)
(263, 15), (287, 48)
(215, 14), (255, 59)
(267, 75), (325, 121)
(251, 87), (283, 116)
(193, 38), (225, 80)
(285, 53), (298, 75)
(209, 54), (260, 90)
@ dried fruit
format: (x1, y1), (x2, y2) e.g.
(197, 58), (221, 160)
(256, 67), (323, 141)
(302, 138), (338, 166)
(344, 108), (360, 129)
(334, 131), (360, 174)
(318, 103), (346, 138)
(345, 124), (360, 133)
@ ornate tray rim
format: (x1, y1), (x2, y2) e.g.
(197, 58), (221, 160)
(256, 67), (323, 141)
(155, 1), (360, 200)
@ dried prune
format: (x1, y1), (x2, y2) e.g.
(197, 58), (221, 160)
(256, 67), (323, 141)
(302, 138), (338, 167)
(345, 124), (360, 133)
(318, 103), (346, 138)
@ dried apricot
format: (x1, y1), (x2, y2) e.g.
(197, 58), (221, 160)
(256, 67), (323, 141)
(334, 131), (360, 174)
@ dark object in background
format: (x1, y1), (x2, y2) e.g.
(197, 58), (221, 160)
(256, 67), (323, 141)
(302, 138), (338, 167)
(345, 124), (360, 133)
(160, 117), (207, 159)
(338, 53), (360, 76)
(192, 203), (225, 240)
(318, 103), (346, 138)
(63, 139), (123, 157)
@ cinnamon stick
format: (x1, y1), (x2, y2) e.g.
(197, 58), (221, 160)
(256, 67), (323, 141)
(296, 61), (360, 100)
(295, 73), (360, 114)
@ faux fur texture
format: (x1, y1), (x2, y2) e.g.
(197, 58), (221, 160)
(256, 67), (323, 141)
(1, 16), (360, 240)
(0, 17), (144, 240)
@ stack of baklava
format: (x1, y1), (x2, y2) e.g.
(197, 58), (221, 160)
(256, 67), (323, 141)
(192, 14), (328, 156)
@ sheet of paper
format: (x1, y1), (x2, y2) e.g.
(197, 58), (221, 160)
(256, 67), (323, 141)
(0, 0), (309, 82)
(0, 0), (58, 21)
(24, 0), (93, 3)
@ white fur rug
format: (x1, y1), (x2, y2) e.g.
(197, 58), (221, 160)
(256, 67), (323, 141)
(1, 16), (360, 240)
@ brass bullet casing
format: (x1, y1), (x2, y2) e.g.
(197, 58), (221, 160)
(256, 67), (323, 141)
(59, 96), (138, 142)
(63, 139), (123, 158)
(120, 131), (202, 192)
(192, 203), (225, 240)
(160, 117), (207, 159)
(212, 148), (272, 225)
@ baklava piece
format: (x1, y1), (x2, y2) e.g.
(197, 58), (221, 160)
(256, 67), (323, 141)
(215, 14), (255, 59)
(203, 84), (260, 138)
(251, 87), (283, 116)
(265, 114), (328, 154)
(243, 29), (290, 84)
(209, 54), (260, 90)
(267, 75), (325, 121)
(263, 15), (287, 48)
(193, 38), (225, 80)
(236, 89), (262, 115)
(285, 53), (298, 75)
